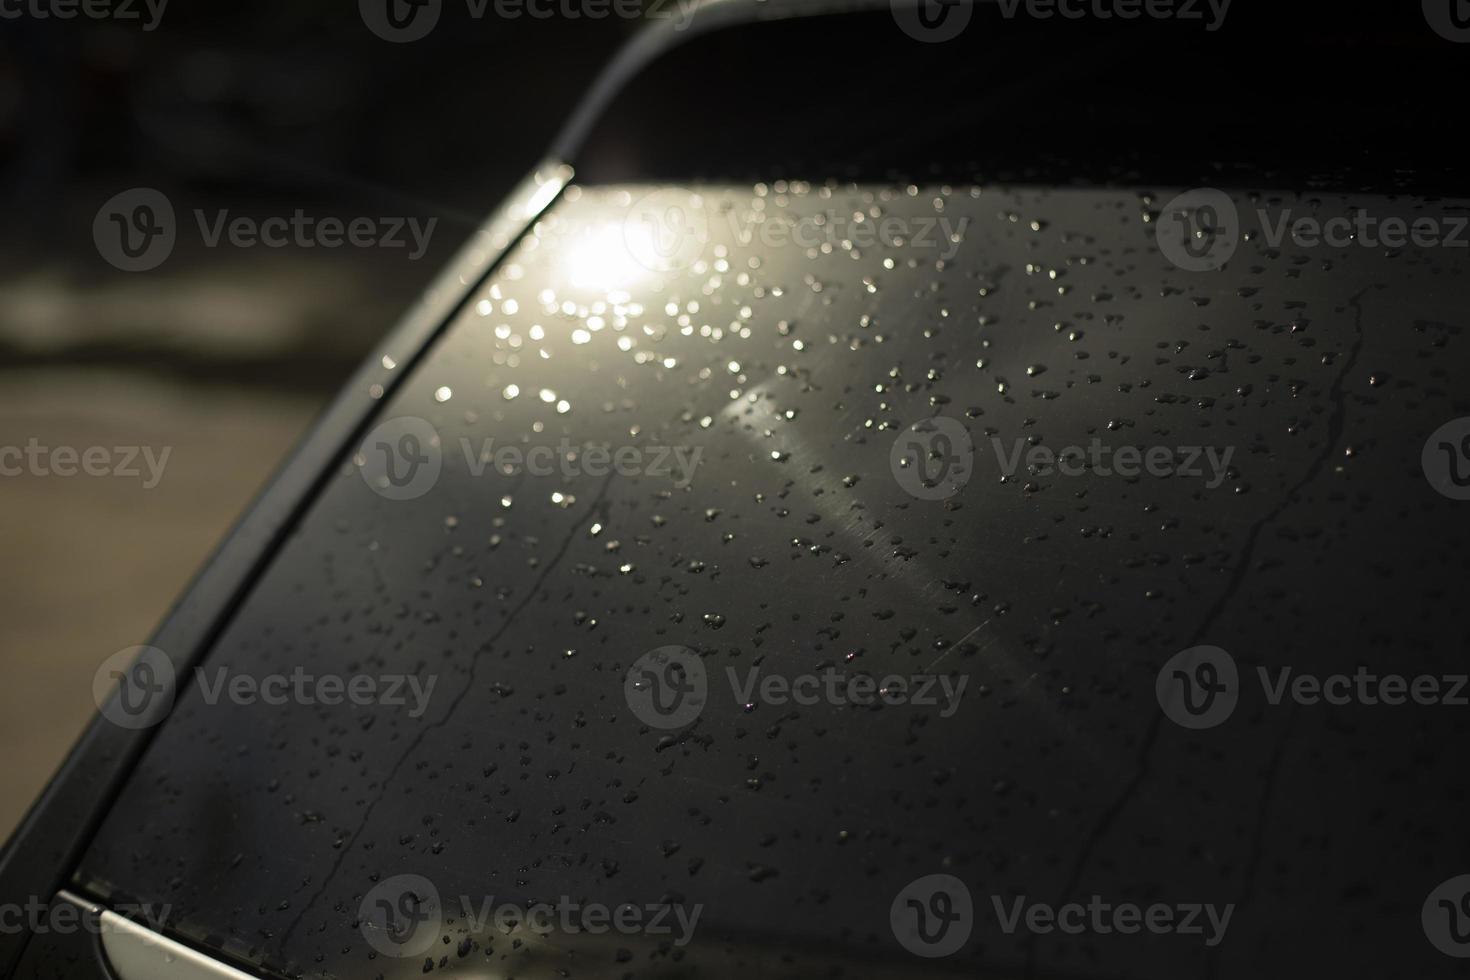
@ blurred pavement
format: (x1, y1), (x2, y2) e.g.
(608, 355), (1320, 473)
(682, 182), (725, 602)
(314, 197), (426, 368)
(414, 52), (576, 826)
(0, 6), (636, 846)
(0, 370), (317, 839)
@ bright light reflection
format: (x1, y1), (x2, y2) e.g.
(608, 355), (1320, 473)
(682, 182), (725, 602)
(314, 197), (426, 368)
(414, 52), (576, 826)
(560, 222), (652, 293)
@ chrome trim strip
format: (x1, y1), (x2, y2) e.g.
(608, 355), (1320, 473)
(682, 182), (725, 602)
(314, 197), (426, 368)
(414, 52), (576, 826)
(97, 910), (261, 980)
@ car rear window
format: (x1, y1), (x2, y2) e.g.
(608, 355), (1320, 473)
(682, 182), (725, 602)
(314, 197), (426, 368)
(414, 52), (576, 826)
(71, 170), (1470, 978)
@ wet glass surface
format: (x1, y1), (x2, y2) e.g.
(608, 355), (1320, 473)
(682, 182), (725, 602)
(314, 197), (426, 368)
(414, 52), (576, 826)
(73, 181), (1470, 978)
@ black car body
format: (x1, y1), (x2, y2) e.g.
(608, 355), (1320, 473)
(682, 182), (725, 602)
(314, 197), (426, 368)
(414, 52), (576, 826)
(5, 2), (1470, 977)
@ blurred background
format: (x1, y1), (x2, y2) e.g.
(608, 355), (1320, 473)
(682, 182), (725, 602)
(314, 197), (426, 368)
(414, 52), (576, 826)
(0, 4), (644, 839)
